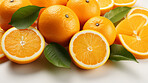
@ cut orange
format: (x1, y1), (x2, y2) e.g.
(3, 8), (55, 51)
(116, 14), (148, 59)
(127, 7), (148, 17)
(96, 0), (114, 15)
(69, 30), (110, 69)
(114, 0), (137, 8)
(0, 27), (5, 59)
(1, 27), (45, 64)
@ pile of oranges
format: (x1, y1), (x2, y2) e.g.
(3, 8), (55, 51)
(0, 0), (148, 69)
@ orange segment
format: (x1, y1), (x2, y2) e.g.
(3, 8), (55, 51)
(114, 0), (137, 7)
(69, 30), (110, 69)
(116, 14), (148, 59)
(1, 27), (45, 64)
(97, 0), (114, 15)
(127, 7), (148, 17)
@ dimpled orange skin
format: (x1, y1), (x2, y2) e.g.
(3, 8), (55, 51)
(0, 0), (32, 31)
(30, 0), (67, 7)
(83, 16), (116, 45)
(38, 5), (80, 46)
(67, 0), (100, 27)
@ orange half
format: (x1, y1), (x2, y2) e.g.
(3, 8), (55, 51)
(114, 0), (137, 7)
(69, 30), (110, 69)
(0, 28), (5, 59)
(1, 27), (45, 64)
(97, 0), (114, 15)
(127, 7), (148, 17)
(116, 14), (148, 59)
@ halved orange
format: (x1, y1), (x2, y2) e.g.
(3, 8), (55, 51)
(96, 0), (114, 15)
(127, 7), (148, 17)
(116, 14), (148, 59)
(69, 30), (110, 69)
(1, 27), (45, 64)
(0, 27), (5, 59)
(114, 0), (137, 8)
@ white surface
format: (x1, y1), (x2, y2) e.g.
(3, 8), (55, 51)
(1, 0), (148, 83)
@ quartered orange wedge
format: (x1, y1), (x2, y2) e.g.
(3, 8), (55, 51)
(69, 30), (110, 69)
(127, 7), (148, 17)
(116, 14), (148, 59)
(1, 27), (45, 64)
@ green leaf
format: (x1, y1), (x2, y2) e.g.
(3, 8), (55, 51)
(44, 43), (71, 68)
(104, 7), (131, 23)
(109, 44), (138, 63)
(9, 5), (44, 29)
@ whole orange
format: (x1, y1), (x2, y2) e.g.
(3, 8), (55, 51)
(67, 0), (100, 27)
(83, 16), (116, 45)
(0, 0), (32, 31)
(30, 0), (67, 7)
(38, 5), (80, 46)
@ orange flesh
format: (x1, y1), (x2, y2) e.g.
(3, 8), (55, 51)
(117, 15), (148, 53)
(114, 0), (134, 3)
(129, 9), (148, 17)
(73, 33), (107, 65)
(98, 0), (112, 8)
(4, 29), (41, 58)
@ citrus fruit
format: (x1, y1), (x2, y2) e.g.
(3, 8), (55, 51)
(0, 28), (5, 59)
(0, 0), (4, 4)
(30, 0), (67, 7)
(1, 27), (45, 64)
(0, 0), (32, 31)
(116, 14), (148, 59)
(67, 0), (100, 27)
(83, 16), (116, 45)
(38, 5), (80, 46)
(96, 0), (114, 15)
(69, 30), (110, 69)
(114, 0), (137, 8)
(127, 7), (148, 17)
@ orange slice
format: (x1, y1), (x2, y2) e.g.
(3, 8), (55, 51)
(116, 14), (148, 59)
(97, 0), (114, 15)
(0, 27), (5, 59)
(114, 0), (137, 8)
(127, 7), (148, 17)
(69, 30), (110, 69)
(1, 27), (45, 64)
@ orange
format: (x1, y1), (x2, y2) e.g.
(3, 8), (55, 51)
(127, 7), (148, 17)
(114, 0), (137, 8)
(0, 0), (32, 31)
(83, 16), (116, 45)
(67, 0), (100, 27)
(0, 27), (5, 59)
(30, 0), (67, 7)
(116, 14), (148, 59)
(1, 27), (45, 64)
(0, 0), (4, 4)
(69, 30), (110, 69)
(30, 0), (68, 27)
(96, 0), (114, 15)
(38, 5), (80, 46)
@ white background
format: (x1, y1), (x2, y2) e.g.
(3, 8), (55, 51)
(1, 0), (148, 83)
